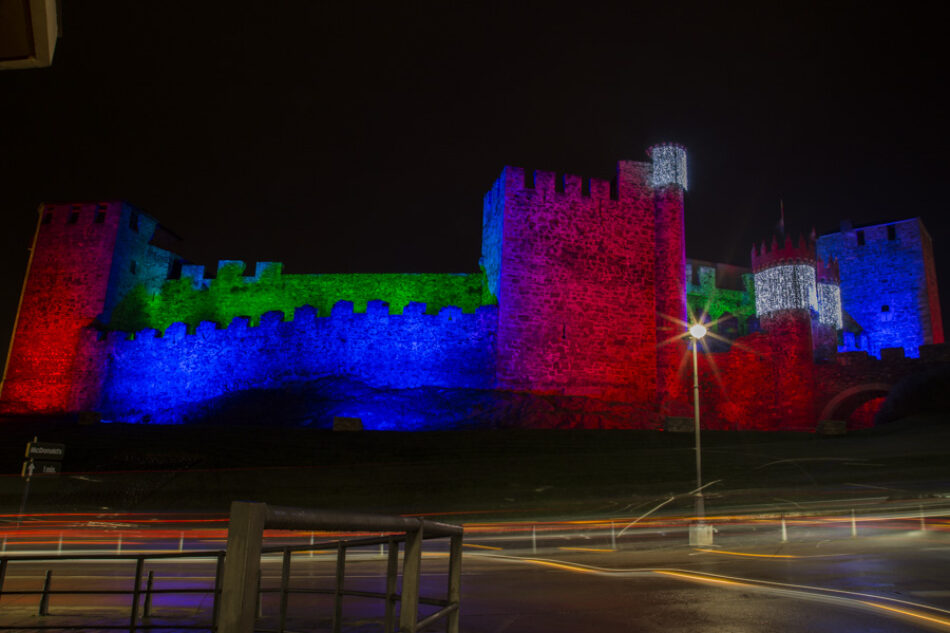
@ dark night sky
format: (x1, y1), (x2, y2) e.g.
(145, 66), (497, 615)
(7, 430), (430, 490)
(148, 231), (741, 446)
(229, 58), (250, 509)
(1, 2), (947, 369)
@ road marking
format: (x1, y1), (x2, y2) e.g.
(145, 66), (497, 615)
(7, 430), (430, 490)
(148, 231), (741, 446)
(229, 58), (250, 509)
(465, 543), (503, 551)
(557, 547), (615, 553)
(692, 548), (844, 559)
(861, 601), (950, 628)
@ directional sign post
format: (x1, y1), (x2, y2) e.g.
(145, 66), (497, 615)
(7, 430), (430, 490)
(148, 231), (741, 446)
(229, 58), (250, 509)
(18, 437), (65, 526)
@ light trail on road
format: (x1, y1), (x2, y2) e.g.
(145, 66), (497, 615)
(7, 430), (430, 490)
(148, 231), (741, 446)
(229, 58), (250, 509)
(472, 552), (950, 630)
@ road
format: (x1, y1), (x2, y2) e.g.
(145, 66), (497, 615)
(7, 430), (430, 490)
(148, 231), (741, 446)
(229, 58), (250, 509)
(2, 529), (950, 632)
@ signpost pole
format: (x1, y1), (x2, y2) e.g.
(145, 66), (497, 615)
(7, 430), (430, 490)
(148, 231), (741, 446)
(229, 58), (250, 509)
(17, 460), (33, 527)
(17, 437), (66, 526)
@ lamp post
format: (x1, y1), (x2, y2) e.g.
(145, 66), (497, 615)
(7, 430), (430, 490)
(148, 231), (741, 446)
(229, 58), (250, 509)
(688, 323), (713, 546)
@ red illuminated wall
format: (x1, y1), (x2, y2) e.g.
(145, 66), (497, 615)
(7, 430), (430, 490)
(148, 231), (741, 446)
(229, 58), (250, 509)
(920, 223), (945, 345)
(0, 203), (124, 412)
(490, 162), (660, 403)
(653, 182), (689, 415)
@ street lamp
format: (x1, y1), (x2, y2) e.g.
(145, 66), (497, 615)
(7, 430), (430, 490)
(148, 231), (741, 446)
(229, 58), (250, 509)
(688, 322), (714, 546)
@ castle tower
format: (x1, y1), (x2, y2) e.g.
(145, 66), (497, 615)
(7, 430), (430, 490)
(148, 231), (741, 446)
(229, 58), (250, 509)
(750, 233), (818, 429)
(649, 144), (689, 414)
(817, 218), (944, 358)
(482, 151), (667, 405)
(1, 202), (180, 414)
(814, 255), (842, 360)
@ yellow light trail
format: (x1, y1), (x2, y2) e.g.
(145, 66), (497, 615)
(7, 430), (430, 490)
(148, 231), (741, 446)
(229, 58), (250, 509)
(558, 546), (615, 553)
(471, 553), (950, 629)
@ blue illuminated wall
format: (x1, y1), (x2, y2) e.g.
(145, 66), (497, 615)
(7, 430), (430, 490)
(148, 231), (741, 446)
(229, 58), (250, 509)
(97, 301), (498, 426)
(817, 218), (944, 359)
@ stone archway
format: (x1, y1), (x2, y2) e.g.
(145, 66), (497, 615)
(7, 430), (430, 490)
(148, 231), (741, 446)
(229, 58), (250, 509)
(818, 382), (893, 424)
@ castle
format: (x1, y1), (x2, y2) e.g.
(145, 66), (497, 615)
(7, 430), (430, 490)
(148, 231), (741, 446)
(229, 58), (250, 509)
(0, 145), (945, 429)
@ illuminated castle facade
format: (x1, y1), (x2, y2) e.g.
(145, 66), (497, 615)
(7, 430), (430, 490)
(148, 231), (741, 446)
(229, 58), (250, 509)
(0, 145), (944, 429)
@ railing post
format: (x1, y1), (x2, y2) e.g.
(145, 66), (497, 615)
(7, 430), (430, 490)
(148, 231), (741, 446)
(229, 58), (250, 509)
(218, 501), (268, 633)
(212, 552), (225, 629)
(256, 568), (263, 618)
(143, 570), (154, 618)
(332, 541), (346, 633)
(399, 522), (423, 633)
(129, 557), (144, 631)
(0, 558), (7, 603)
(38, 569), (52, 616)
(447, 533), (462, 633)
(384, 539), (399, 632)
(279, 548), (291, 633)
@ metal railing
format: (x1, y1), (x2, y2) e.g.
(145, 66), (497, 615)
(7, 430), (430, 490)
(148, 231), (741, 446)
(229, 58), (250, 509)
(219, 502), (463, 633)
(0, 548), (225, 630)
(0, 502), (463, 633)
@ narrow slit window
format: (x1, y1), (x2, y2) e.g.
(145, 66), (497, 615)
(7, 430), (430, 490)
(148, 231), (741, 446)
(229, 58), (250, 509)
(581, 177), (591, 197)
(609, 175), (618, 200)
(130, 212), (139, 232)
(68, 212), (79, 224)
(523, 169), (535, 189)
(555, 173), (565, 193)
(856, 230), (865, 246)
(95, 210), (106, 223)
(887, 225), (896, 241)
(42, 213), (52, 225)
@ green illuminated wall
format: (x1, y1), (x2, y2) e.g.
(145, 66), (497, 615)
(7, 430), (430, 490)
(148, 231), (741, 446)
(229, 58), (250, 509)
(686, 262), (756, 336)
(108, 263), (496, 333)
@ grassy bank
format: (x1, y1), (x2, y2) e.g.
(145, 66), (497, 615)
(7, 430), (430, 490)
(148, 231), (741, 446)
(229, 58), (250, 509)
(1, 415), (947, 519)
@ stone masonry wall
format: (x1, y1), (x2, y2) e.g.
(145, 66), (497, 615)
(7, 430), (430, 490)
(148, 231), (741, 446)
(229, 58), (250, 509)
(491, 162), (659, 403)
(98, 300), (498, 424)
(818, 218), (939, 358)
(0, 203), (123, 413)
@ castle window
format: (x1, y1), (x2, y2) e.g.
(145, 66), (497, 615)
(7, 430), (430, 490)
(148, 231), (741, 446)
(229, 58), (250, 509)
(95, 210), (106, 223)
(856, 230), (865, 246)
(609, 175), (618, 200)
(581, 177), (591, 197)
(169, 259), (183, 280)
(887, 225), (896, 241)
(881, 305), (889, 312)
(42, 213), (52, 225)
(523, 169), (535, 189)
(130, 260), (137, 275)
(130, 212), (139, 232)
(555, 173), (565, 193)
(68, 212), (79, 224)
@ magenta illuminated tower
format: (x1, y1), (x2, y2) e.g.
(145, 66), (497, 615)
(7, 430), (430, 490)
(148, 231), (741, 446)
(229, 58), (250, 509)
(481, 145), (689, 410)
(650, 144), (689, 415)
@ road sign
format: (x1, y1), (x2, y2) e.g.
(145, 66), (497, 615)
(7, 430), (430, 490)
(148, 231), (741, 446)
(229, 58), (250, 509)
(21, 460), (60, 476)
(25, 441), (65, 461)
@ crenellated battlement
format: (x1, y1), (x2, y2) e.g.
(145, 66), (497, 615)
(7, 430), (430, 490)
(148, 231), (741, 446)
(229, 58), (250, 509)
(816, 256), (840, 283)
(751, 233), (817, 272)
(39, 202), (123, 226)
(501, 165), (618, 201)
(178, 260), (284, 289)
(106, 299), (498, 341)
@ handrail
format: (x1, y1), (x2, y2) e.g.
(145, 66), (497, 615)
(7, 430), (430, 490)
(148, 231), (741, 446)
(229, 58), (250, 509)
(1, 504), (463, 633)
(218, 501), (462, 633)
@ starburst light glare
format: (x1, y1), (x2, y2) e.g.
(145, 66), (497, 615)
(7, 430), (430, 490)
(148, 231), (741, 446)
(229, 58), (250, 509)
(689, 323), (707, 339)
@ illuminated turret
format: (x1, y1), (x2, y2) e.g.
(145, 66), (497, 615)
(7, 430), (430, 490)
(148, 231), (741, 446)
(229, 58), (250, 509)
(814, 255), (842, 359)
(750, 233), (818, 322)
(750, 230), (817, 429)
